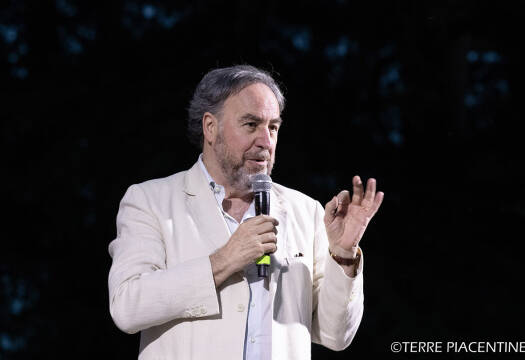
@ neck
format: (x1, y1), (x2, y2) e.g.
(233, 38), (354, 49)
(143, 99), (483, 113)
(222, 195), (252, 223)
(201, 150), (253, 200)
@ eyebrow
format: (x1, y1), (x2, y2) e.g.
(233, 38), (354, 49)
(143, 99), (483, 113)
(239, 113), (283, 125)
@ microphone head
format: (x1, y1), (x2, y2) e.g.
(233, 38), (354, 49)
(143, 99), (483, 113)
(251, 174), (272, 193)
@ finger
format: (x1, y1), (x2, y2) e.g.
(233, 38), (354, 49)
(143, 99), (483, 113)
(262, 242), (277, 254)
(256, 221), (278, 235)
(370, 191), (384, 215)
(352, 175), (364, 204)
(362, 178), (376, 207)
(336, 190), (351, 215)
(324, 196), (338, 223)
(250, 215), (279, 226)
(259, 232), (277, 244)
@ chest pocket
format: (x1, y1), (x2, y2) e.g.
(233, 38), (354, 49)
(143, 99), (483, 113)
(272, 255), (313, 327)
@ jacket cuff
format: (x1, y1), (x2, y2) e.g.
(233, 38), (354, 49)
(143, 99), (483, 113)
(176, 256), (220, 319)
(324, 247), (364, 298)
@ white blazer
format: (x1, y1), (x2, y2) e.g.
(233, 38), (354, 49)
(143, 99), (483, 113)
(108, 161), (364, 359)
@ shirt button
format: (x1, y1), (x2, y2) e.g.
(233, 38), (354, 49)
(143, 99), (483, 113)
(250, 337), (255, 343)
(250, 302), (255, 308)
(237, 304), (245, 312)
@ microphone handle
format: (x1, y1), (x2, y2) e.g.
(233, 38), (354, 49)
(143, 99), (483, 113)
(255, 191), (270, 277)
(254, 191), (270, 216)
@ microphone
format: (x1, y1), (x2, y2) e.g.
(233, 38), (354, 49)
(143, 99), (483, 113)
(252, 173), (272, 277)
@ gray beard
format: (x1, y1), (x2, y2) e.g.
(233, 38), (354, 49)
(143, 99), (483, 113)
(214, 133), (274, 191)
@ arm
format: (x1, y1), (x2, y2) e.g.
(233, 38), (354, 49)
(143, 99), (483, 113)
(108, 185), (279, 334)
(312, 175), (384, 350)
(107, 184), (220, 334)
(311, 201), (365, 351)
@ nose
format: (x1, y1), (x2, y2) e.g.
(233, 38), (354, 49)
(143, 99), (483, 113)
(254, 127), (273, 150)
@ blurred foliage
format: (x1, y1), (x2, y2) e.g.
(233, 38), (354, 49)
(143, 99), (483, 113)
(1, 0), (523, 359)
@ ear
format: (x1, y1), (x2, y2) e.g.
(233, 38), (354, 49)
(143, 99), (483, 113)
(202, 112), (218, 145)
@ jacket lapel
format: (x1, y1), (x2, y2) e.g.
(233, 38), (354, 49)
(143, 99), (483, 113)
(269, 186), (287, 308)
(183, 162), (231, 252)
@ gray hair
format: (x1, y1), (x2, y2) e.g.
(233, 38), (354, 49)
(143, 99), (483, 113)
(187, 65), (285, 148)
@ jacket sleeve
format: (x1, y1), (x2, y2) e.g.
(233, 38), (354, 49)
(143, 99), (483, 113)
(107, 184), (220, 334)
(311, 200), (364, 351)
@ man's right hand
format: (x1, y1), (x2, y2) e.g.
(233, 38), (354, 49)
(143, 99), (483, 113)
(209, 215), (278, 287)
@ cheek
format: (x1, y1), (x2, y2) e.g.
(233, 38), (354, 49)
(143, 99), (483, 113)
(237, 141), (253, 157)
(224, 132), (249, 153)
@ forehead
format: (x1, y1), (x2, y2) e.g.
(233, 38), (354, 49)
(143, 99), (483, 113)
(222, 83), (280, 118)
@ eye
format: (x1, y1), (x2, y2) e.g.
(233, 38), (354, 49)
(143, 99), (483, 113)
(269, 124), (280, 132)
(245, 122), (257, 130)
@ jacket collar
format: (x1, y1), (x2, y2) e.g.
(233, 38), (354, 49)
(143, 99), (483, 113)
(182, 161), (209, 197)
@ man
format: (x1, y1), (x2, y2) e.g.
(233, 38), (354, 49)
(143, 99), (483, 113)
(108, 65), (384, 360)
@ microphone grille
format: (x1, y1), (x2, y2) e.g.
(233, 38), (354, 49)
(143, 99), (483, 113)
(251, 174), (272, 192)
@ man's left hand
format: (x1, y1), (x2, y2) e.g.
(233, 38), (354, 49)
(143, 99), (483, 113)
(324, 175), (384, 259)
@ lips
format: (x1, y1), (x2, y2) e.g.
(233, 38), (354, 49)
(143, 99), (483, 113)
(248, 159), (267, 164)
(246, 155), (269, 162)
(245, 152), (270, 166)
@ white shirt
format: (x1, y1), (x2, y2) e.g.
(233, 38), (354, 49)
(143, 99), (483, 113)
(198, 155), (271, 360)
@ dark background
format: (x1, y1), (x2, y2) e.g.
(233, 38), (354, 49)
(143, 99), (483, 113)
(2, 0), (523, 359)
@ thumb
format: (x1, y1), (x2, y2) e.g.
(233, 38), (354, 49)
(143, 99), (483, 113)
(324, 196), (338, 225)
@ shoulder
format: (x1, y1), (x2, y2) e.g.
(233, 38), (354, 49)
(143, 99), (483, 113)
(272, 182), (324, 214)
(137, 170), (187, 193)
(123, 170), (188, 206)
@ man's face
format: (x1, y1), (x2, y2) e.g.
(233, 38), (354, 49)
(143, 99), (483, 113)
(213, 83), (281, 191)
